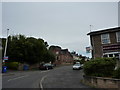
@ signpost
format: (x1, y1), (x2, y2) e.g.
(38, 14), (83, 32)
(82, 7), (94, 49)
(3, 56), (8, 60)
(3, 29), (9, 66)
(86, 47), (91, 53)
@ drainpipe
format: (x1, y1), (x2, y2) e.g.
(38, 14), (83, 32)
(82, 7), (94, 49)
(115, 54), (120, 70)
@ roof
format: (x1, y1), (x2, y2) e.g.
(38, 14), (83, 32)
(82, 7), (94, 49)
(87, 27), (120, 36)
(49, 45), (61, 50)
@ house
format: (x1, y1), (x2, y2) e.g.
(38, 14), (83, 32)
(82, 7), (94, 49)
(49, 46), (73, 65)
(71, 52), (81, 63)
(71, 52), (89, 64)
(0, 39), (2, 61)
(60, 49), (73, 64)
(87, 27), (120, 59)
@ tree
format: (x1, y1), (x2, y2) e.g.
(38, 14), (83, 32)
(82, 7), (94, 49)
(44, 42), (49, 47)
(2, 34), (55, 65)
(6, 35), (26, 63)
(43, 51), (55, 63)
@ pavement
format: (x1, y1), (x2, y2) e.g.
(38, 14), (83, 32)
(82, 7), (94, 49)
(2, 70), (32, 76)
(2, 70), (16, 76)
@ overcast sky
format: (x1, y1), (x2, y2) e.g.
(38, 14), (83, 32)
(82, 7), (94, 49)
(1, 2), (118, 57)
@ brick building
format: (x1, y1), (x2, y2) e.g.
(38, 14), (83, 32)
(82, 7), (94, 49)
(87, 27), (120, 59)
(49, 46), (73, 65)
(0, 39), (2, 61)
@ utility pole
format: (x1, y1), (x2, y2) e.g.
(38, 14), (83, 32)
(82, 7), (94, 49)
(3, 29), (9, 62)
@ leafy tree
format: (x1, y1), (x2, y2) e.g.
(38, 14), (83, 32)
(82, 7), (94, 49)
(43, 51), (56, 63)
(44, 42), (49, 47)
(2, 34), (56, 66)
(79, 58), (86, 64)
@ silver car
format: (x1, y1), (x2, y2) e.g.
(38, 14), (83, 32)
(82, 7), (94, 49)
(73, 64), (81, 70)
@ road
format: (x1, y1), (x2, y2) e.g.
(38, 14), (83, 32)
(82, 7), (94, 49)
(2, 65), (93, 89)
(2, 70), (48, 88)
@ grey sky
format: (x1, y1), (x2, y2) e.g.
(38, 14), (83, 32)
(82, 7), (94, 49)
(2, 2), (118, 57)
(118, 1), (120, 26)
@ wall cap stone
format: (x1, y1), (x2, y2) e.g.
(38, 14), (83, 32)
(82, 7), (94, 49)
(83, 75), (120, 81)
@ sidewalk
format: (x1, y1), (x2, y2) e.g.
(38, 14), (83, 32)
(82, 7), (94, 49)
(2, 69), (42, 76)
(2, 70), (32, 76)
(2, 70), (21, 76)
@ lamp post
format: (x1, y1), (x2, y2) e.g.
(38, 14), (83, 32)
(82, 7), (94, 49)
(89, 25), (94, 58)
(90, 25), (94, 32)
(3, 29), (9, 63)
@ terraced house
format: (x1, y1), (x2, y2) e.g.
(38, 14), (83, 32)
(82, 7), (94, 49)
(87, 27), (120, 59)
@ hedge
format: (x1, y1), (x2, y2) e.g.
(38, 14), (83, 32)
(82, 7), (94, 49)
(83, 58), (116, 77)
(5, 62), (19, 70)
(112, 68), (120, 79)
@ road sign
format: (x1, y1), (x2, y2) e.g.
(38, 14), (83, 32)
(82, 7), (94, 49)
(86, 47), (91, 53)
(3, 56), (8, 60)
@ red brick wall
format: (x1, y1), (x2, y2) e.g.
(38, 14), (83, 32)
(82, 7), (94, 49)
(91, 31), (120, 58)
(50, 46), (73, 65)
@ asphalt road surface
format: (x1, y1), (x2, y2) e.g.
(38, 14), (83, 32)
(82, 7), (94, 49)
(2, 65), (93, 89)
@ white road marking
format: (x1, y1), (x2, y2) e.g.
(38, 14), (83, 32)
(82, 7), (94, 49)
(8, 75), (28, 82)
(40, 75), (47, 90)
(41, 70), (50, 73)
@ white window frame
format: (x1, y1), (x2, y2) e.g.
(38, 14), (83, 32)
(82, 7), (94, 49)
(103, 52), (120, 58)
(101, 33), (110, 44)
(116, 32), (120, 42)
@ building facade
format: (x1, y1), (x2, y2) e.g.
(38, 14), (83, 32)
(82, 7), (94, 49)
(87, 27), (120, 59)
(49, 46), (73, 65)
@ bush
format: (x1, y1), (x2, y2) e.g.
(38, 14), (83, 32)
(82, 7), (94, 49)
(83, 58), (116, 77)
(5, 62), (19, 70)
(79, 59), (86, 64)
(112, 68), (120, 79)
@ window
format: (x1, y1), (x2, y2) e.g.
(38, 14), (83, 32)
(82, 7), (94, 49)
(109, 54), (113, 57)
(103, 54), (108, 57)
(101, 34), (110, 44)
(116, 32), (120, 42)
(115, 54), (119, 58)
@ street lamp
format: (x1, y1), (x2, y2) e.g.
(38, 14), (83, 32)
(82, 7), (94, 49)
(3, 29), (9, 62)
(90, 25), (93, 32)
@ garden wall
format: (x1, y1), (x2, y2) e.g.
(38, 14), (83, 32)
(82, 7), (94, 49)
(83, 75), (120, 88)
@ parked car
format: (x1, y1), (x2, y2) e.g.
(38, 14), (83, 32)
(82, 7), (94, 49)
(73, 64), (81, 70)
(39, 63), (53, 70)
(81, 64), (84, 68)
